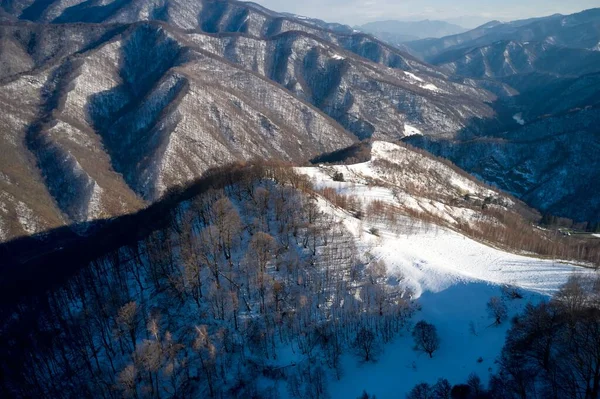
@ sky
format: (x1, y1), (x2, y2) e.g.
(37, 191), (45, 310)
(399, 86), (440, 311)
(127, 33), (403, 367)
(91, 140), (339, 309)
(251, 0), (599, 28)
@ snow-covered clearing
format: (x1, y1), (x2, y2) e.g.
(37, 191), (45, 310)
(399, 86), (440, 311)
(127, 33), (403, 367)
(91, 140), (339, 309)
(404, 123), (422, 137)
(404, 72), (424, 83)
(513, 113), (525, 125)
(404, 71), (444, 93)
(294, 141), (595, 398)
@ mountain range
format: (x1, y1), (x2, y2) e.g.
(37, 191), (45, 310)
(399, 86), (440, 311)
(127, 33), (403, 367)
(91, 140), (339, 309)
(0, 0), (498, 242)
(356, 19), (468, 44)
(0, 1), (598, 243)
(401, 8), (600, 224)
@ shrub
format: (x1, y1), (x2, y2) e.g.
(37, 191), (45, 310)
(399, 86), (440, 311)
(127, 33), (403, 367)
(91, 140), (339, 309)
(332, 171), (345, 182)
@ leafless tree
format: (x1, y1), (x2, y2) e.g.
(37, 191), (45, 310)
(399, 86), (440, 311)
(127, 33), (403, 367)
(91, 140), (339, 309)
(432, 378), (452, 399)
(116, 301), (140, 352)
(412, 320), (440, 358)
(353, 327), (378, 362)
(487, 296), (508, 326)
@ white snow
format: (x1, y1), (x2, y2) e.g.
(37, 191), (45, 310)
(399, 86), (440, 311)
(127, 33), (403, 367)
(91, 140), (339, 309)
(404, 71), (443, 92)
(593, 234), (600, 238)
(421, 83), (441, 92)
(404, 71), (424, 82)
(15, 201), (41, 235)
(298, 141), (591, 298)
(404, 123), (422, 136)
(317, 193), (587, 299)
(331, 53), (345, 60)
(329, 283), (541, 398)
(513, 113), (525, 125)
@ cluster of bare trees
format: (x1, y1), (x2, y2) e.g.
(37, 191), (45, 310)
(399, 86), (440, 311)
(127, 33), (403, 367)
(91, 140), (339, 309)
(464, 209), (600, 266)
(407, 274), (600, 399)
(492, 274), (600, 399)
(0, 164), (416, 399)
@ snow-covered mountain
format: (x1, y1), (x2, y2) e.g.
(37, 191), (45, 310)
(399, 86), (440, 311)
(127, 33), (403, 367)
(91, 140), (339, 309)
(396, 8), (600, 224)
(0, 1), (498, 242)
(0, 0), (599, 239)
(406, 9), (600, 62)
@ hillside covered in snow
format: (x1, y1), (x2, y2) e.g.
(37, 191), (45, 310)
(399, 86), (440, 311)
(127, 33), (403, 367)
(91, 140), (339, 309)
(1, 144), (597, 398)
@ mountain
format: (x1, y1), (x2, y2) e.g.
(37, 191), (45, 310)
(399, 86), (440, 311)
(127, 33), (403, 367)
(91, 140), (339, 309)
(407, 106), (600, 224)
(0, 0), (599, 240)
(406, 8), (600, 61)
(357, 20), (468, 44)
(0, 0), (499, 242)
(433, 40), (600, 79)
(444, 16), (496, 30)
(396, 8), (600, 224)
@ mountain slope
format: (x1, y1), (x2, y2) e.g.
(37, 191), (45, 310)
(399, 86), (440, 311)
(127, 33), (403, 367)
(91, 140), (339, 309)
(434, 40), (600, 79)
(1, 144), (596, 398)
(407, 107), (600, 223)
(0, 21), (362, 241)
(0, 0), (599, 239)
(0, 13), (500, 242)
(395, 8), (600, 223)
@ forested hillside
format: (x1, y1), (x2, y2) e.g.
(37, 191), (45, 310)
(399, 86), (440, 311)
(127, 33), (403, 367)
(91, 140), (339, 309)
(1, 146), (598, 398)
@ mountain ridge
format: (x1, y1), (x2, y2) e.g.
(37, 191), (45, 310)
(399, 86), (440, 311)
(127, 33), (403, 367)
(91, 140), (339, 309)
(0, 14), (498, 242)
(1, 1), (599, 243)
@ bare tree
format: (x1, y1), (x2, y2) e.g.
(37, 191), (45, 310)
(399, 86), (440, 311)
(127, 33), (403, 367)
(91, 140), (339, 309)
(117, 301), (140, 352)
(412, 320), (440, 358)
(487, 297), (508, 326)
(353, 327), (378, 362)
(117, 364), (138, 398)
(406, 383), (432, 399)
(432, 378), (452, 399)
(249, 232), (277, 273)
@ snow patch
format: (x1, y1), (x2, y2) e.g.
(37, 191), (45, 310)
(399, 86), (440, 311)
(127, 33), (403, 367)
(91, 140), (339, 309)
(15, 201), (41, 235)
(404, 72), (442, 92)
(329, 283), (543, 398)
(404, 124), (422, 137)
(331, 53), (345, 60)
(404, 71), (424, 82)
(421, 83), (441, 92)
(513, 113), (525, 125)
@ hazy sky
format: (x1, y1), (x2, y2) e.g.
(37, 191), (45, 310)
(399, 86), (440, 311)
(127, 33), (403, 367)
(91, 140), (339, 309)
(252, 0), (599, 27)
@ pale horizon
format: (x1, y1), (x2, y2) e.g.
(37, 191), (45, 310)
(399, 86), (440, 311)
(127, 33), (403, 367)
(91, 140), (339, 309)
(250, 0), (599, 28)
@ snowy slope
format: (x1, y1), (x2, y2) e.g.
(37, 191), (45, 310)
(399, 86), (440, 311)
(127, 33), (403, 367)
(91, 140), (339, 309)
(292, 141), (595, 397)
(302, 141), (515, 231)
(299, 141), (588, 297)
